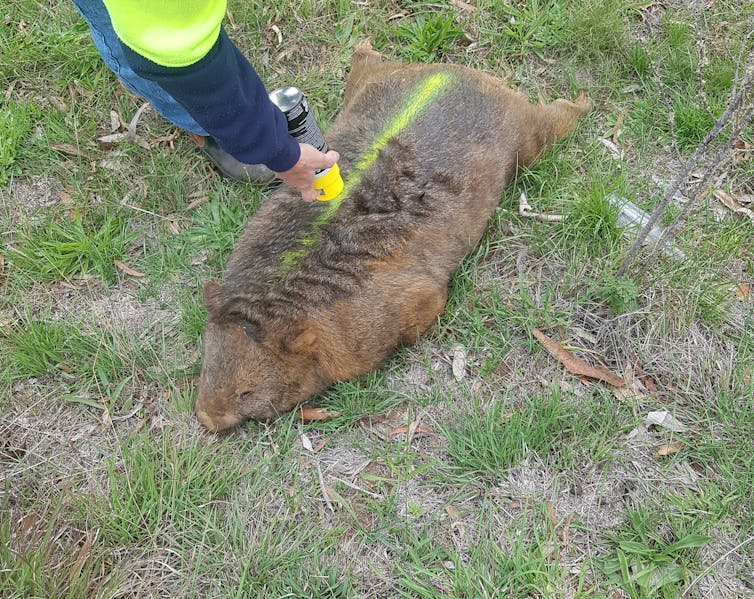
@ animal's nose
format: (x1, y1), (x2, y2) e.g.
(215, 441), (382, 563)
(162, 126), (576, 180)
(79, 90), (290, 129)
(195, 404), (241, 432)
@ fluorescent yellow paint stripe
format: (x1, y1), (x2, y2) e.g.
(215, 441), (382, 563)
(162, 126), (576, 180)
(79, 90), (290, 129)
(280, 70), (455, 271)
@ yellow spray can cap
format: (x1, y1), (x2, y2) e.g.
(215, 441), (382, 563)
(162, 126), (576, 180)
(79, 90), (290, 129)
(314, 163), (344, 201)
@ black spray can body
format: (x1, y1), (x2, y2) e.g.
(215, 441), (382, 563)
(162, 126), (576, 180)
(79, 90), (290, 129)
(268, 86), (343, 200)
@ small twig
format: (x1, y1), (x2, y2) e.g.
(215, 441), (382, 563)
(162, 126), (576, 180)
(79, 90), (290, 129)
(681, 534), (754, 597)
(330, 476), (381, 499)
(120, 200), (171, 220)
(518, 193), (564, 222)
(729, 25), (754, 101)
(695, 37), (714, 119)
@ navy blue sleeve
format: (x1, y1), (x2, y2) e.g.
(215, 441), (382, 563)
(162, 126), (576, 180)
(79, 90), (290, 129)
(119, 28), (300, 172)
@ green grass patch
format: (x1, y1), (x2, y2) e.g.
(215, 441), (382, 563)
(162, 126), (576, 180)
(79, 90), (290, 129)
(9, 213), (136, 284)
(89, 430), (247, 545)
(392, 12), (465, 63)
(443, 390), (571, 477)
(1, 312), (127, 383)
(598, 508), (710, 599)
(0, 490), (123, 599)
(0, 101), (36, 184)
(559, 0), (631, 68)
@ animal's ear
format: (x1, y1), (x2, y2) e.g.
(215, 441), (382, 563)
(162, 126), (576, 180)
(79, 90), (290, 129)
(282, 321), (318, 355)
(203, 280), (223, 314)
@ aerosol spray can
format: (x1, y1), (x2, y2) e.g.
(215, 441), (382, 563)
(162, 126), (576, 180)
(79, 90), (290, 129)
(268, 86), (343, 201)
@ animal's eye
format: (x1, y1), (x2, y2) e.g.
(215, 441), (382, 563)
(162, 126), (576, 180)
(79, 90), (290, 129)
(239, 391), (252, 401)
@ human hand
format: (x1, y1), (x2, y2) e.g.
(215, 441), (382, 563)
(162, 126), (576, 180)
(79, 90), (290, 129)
(275, 143), (340, 202)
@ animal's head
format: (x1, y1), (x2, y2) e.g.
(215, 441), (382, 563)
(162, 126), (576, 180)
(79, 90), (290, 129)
(195, 280), (327, 431)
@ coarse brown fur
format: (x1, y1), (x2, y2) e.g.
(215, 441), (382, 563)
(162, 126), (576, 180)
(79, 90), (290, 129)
(196, 42), (592, 431)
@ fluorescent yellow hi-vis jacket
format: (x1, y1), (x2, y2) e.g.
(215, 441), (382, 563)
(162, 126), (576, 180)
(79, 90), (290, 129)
(102, 0), (227, 67)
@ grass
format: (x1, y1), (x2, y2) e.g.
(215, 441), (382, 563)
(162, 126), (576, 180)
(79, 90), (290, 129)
(443, 390), (572, 477)
(599, 508), (710, 599)
(9, 212), (135, 284)
(2, 0), (753, 596)
(392, 13), (465, 63)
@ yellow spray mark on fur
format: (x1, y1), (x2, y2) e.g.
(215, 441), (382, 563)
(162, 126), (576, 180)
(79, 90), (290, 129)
(280, 71), (455, 270)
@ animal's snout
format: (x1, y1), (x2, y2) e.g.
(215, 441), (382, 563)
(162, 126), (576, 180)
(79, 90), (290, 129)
(195, 402), (242, 432)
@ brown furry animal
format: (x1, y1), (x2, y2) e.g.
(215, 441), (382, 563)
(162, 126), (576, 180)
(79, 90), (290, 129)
(196, 43), (591, 431)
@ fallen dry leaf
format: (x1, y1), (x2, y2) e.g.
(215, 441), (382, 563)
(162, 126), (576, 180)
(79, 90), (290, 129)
(297, 406), (341, 421)
(312, 437), (330, 452)
(185, 195), (210, 211)
(450, 0), (477, 11)
(533, 328), (626, 387)
(300, 432), (314, 452)
(0, 252), (4, 276)
(734, 283), (750, 300)
(656, 441), (684, 457)
(269, 24), (283, 46)
(225, 8), (237, 28)
(114, 260), (145, 277)
(68, 530), (96, 586)
(49, 142), (91, 159)
(127, 102), (151, 139)
(713, 189), (754, 221)
(96, 132), (128, 150)
(612, 108), (629, 145)
(388, 424), (435, 439)
(109, 109), (121, 133)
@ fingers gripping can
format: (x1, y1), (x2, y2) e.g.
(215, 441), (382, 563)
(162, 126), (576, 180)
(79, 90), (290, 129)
(268, 86), (343, 201)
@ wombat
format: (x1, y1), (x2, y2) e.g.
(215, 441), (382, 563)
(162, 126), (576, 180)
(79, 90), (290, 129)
(196, 43), (591, 431)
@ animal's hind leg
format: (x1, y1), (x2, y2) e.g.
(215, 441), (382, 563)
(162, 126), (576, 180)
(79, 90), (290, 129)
(517, 91), (592, 167)
(399, 282), (448, 345)
(544, 91), (593, 140)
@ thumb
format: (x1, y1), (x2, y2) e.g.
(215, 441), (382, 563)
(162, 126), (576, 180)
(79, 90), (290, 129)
(323, 150), (339, 168)
(311, 149), (339, 170)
